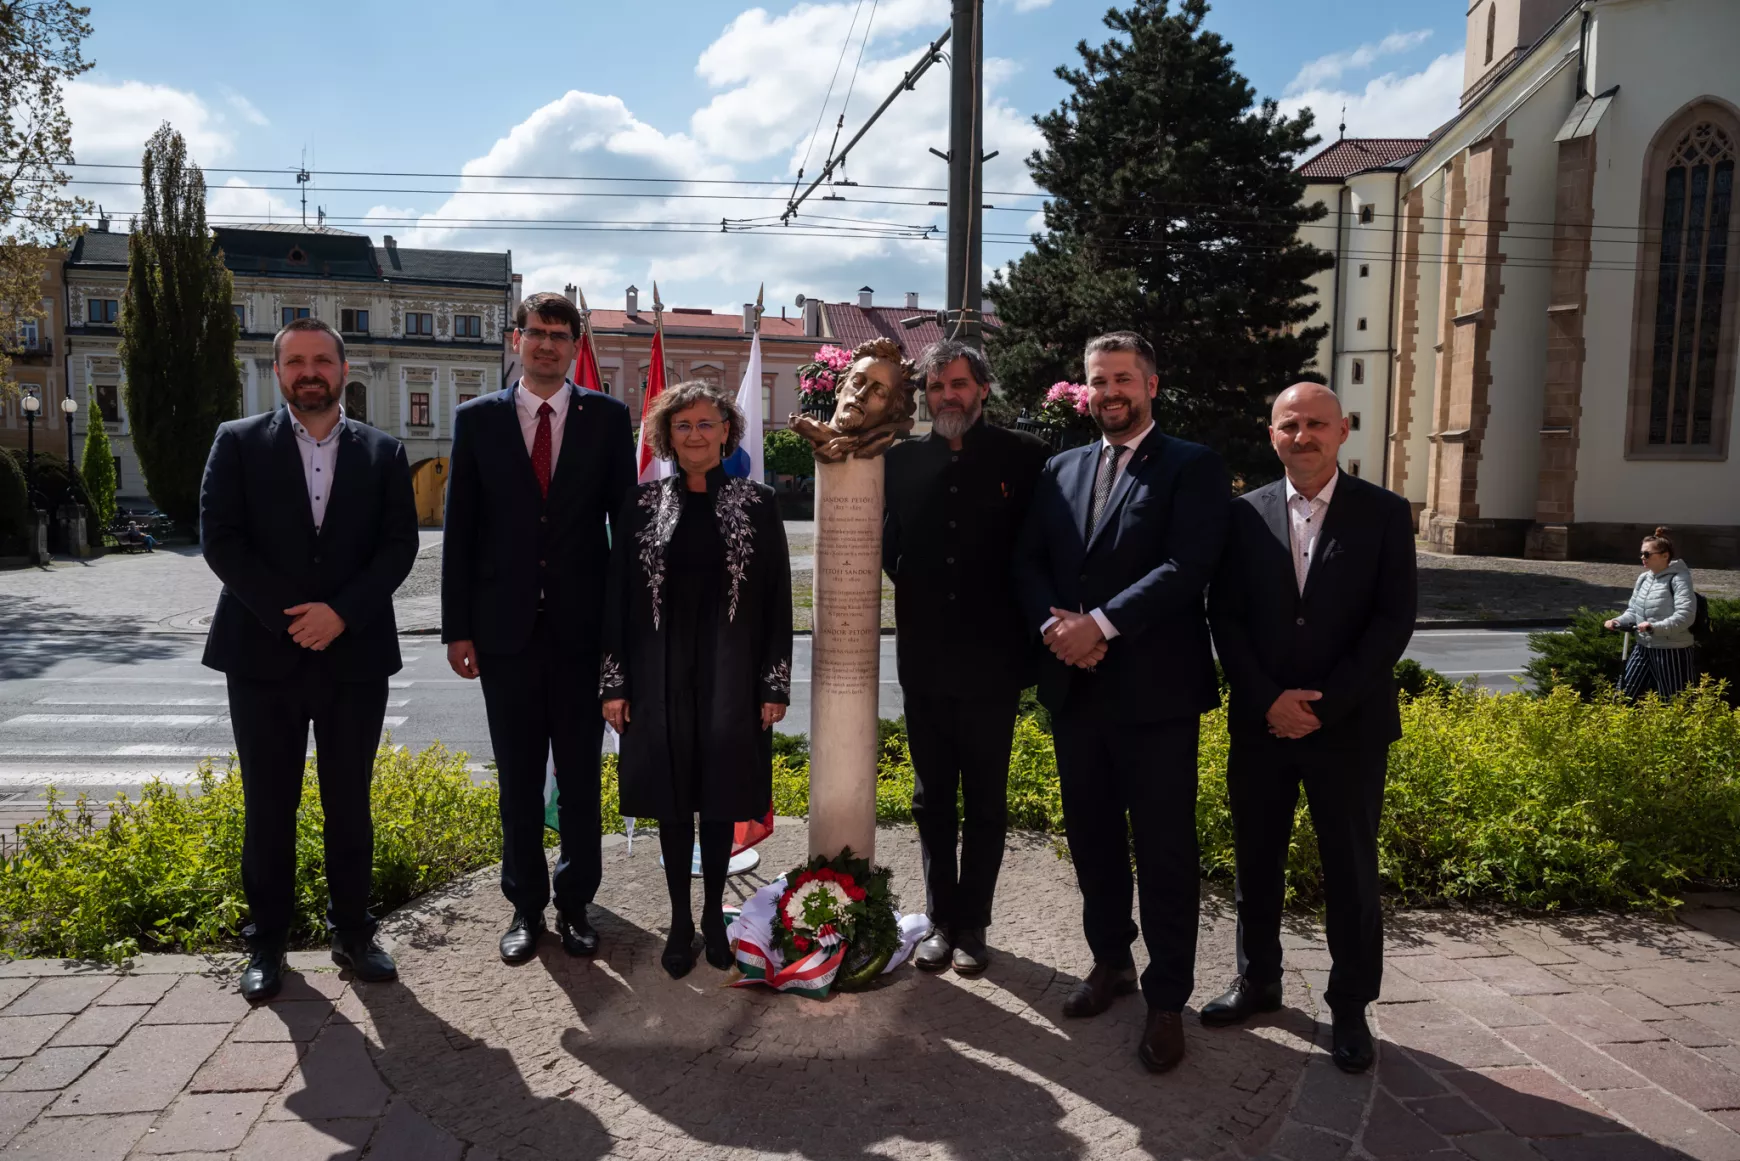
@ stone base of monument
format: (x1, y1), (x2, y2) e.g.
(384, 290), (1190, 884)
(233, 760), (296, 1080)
(658, 843), (761, 878)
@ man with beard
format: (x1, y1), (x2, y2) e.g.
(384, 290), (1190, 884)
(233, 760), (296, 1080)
(882, 340), (1050, 975)
(1014, 331), (1228, 1074)
(1203, 383), (1415, 1074)
(443, 292), (634, 964)
(200, 316), (419, 1001)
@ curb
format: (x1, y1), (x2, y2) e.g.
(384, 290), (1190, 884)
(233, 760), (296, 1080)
(1413, 618), (1571, 631)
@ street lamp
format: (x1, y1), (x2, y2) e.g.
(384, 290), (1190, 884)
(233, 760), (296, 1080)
(20, 391), (39, 507)
(61, 393), (77, 463)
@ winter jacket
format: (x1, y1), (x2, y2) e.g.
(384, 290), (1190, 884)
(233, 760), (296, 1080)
(1614, 559), (1696, 649)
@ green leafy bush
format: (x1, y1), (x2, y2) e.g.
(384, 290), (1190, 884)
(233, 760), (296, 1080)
(0, 447), (26, 543)
(764, 426), (813, 478)
(1527, 602), (1739, 706)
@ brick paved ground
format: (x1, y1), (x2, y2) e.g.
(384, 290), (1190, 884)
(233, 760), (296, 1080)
(9, 822), (1740, 1158)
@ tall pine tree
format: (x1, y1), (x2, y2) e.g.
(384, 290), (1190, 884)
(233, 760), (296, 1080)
(80, 395), (116, 527)
(118, 124), (239, 525)
(988, 0), (1333, 483)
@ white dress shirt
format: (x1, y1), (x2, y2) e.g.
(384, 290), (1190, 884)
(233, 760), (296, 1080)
(515, 380), (574, 470)
(1044, 419), (1157, 643)
(290, 407), (343, 533)
(1284, 468), (1339, 595)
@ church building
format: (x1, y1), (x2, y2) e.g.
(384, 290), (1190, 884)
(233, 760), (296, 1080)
(1298, 0), (1738, 565)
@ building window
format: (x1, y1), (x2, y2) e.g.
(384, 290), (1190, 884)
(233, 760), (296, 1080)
(1348, 459), (1361, 478)
(1351, 359), (1365, 385)
(1350, 412), (1362, 431)
(18, 319), (39, 349)
(1484, 2), (1496, 65)
(1357, 317), (1368, 331)
(599, 379), (612, 397)
(457, 393), (477, 407)
(113, 456), (121, 488)
(762, 372), (777, 423)
(340, 308), (369, 334)
(233, 304), (247, 331)
(1629, 107), (1738, 457)
(1358, 204), (1375, 224)
(409, 391), (431, 426)
(405, 312), (434, 337)
(454, 314), (482, 339)
(89, 298), (118, 325)
(344, 382), (368, 424)
(96, 383), (119, 422)
(1359, 264), (1370, 278)
(281, 306), (310, 326)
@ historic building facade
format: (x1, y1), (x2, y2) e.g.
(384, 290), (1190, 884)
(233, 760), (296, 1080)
(1300, 0), (1739, 565)
(62, 223), (511, 523)
(0, 249), (71, 463)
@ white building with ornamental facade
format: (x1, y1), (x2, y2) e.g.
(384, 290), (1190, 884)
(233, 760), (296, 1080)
(62, 222), (512, 524)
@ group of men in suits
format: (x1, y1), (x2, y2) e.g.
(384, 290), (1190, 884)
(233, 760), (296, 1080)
(891, 330), (1415, 1077)
(202, 306), (1414, 1084)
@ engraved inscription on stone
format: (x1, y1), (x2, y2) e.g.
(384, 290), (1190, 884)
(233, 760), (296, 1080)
(813, 490), (881, 699)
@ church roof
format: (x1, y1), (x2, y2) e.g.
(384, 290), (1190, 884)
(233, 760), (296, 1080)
(820, 301), (1000, 360)
(1296, 138), (1431, 180)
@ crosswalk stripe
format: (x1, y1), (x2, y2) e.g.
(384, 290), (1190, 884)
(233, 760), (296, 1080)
(31, 697), (412, 708)
(61, 678), (417, 688)
(4, 714), (222, 727)
(0, 744), (224, 757)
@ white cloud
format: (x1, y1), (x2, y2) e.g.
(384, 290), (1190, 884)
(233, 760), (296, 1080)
(64, 78), (234, 166)
(1286, 29), (1435, 95)
(207, 178), (302, 226)
(1280, 50), (1464, 140)
(221, 87), (270, 128)
(996, 0), (1053, 11)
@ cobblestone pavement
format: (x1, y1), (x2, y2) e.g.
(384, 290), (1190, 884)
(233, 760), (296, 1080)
(1417, 550), (1740, 625)
(9, 821), (1740, 1158)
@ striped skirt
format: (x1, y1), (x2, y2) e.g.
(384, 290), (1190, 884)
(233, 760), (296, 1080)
(1619, 644), (1698, 700)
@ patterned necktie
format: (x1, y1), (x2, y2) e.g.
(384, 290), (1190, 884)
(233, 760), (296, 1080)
(1087, 443), (1127, 540)
(532, 401), (554, 499)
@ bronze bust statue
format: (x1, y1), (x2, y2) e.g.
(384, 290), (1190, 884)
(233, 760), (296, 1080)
(788, 337), (917, 462)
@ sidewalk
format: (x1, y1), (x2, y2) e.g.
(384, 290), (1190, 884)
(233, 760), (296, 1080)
(7, 821), (1740, 1158)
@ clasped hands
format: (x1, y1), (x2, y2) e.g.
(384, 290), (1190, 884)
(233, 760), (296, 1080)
(284, 602), (345, 650)
(602, 699), (786, 732)
(1044, 608), (1109, 669)
(1267, 689), (1323, 739)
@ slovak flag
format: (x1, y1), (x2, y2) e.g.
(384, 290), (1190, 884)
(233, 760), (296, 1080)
(633, 284), (673, 485)
(723, 285), (764, 482)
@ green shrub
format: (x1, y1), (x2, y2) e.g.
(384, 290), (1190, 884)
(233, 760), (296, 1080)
(1394, 658), (1458, 699)
(1527, 602), (1739, 706)
(0, 447), (25, 542)
(764, 426), (813, 478)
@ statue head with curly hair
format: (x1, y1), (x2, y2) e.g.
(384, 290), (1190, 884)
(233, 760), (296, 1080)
(833, 336), (917, 434)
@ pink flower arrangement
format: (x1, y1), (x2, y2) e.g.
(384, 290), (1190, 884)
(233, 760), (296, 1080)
(1038, 381), (1092, 427)
(797, 344), (854, 401)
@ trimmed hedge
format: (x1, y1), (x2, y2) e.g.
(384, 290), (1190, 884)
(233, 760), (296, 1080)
(1527, 600), (1740, 706)
(7, 682), (1740, 963)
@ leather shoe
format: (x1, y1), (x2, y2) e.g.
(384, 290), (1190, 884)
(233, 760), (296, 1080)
(1200, 976), (1283, 1027)
(330, 933), (398, 983)
(1062, 963), (1139, 1018)
(556, 911), (599, 957)
(1332, 1011), (1376, 1074)
(951, 927), (990, 976)
(1138, 1008), (1186, 1074)
(662, 924), (698, 979)
(499, 911), (546, 964)
(915, 927), (952, 972)
(239, 947), (286, 1003)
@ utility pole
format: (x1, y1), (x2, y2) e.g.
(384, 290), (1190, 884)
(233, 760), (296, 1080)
(945, 0), (985, 349)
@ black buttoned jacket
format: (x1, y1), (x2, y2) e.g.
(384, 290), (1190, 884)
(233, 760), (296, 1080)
(1208, 472), (1418, 749)
(882, 420), (1051, 697)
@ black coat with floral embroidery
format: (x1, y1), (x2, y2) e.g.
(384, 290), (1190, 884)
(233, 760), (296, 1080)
(599, 469), (793, 821)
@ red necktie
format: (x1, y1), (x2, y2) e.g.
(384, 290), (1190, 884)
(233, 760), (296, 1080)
(532, 401), (554, 499)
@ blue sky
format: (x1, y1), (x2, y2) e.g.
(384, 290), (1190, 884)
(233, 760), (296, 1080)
(66, 0), (1468, 314)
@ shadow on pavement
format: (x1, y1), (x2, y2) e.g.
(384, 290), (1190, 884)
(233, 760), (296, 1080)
(0, 598), (191, 679)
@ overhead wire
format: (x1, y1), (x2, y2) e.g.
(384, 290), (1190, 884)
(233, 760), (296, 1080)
(789, 0), (868, 212)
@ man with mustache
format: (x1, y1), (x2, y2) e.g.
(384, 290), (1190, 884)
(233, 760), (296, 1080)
(1204, 382), (1416, 1074)
(1014, 331), (1228, 1073)
(882, 340), (1050, 975)
(200, 316), (419, 1001)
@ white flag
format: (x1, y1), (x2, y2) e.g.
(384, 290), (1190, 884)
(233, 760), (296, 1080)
(730, 326), (765, 482)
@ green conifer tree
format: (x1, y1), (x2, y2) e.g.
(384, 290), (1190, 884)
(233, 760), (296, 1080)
(80, 395), (116, 527)
(118, 124), (239, 525)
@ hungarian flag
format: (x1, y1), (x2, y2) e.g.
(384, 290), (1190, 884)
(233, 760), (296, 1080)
(633, 283), (673, 485)
(572, 289), (603, 392)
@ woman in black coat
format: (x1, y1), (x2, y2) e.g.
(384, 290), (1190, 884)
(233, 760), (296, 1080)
(600, 380), (793, 978)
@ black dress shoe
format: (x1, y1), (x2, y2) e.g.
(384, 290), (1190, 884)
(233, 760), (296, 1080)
(330, 934), (398, 983)
(915, 927), (952, 972)
(701, 910), (733, 970)
(499, 912), (546, 964)
(1062, 963), (1139, 1018)
(1138, 1009), (1186, 1074)
(556, 911), (599, 957)
(951, 927), (989, 976)
(662, 924), (698, 979)
(239, 947), (286, 1003)
(1200, 976), (1283, 1027)
(1332, 1011), (1376, 1074)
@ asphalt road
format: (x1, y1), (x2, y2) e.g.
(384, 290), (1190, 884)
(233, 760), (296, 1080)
(0, 629), (1530, 799)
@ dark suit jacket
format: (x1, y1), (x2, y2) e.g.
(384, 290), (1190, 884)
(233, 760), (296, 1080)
(1013, 428), (1229, 722)
(200, 408), (418, 681)
(883, 420), (1051, 696)
(440, 382), (634, 659)
(1208, 471), (1418, 749)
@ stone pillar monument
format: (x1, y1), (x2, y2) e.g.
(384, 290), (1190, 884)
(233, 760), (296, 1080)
(789, 337), (917, 864)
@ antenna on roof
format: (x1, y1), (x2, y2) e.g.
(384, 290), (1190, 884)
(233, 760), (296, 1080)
(316, 205), (326, 228)
(1338, 105), (1347, 140)
(296, 148), (311, 226)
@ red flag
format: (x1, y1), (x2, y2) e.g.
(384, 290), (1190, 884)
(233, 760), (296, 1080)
(733, 806), (774, 856)
(633, 285), (669, 484)
(572, 306), (603, 392)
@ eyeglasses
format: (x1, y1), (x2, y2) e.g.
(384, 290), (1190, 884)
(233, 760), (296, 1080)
(673, 420), (721, 437)
(518, 326), (574, 346)
(1641, 550), (1663, 560)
